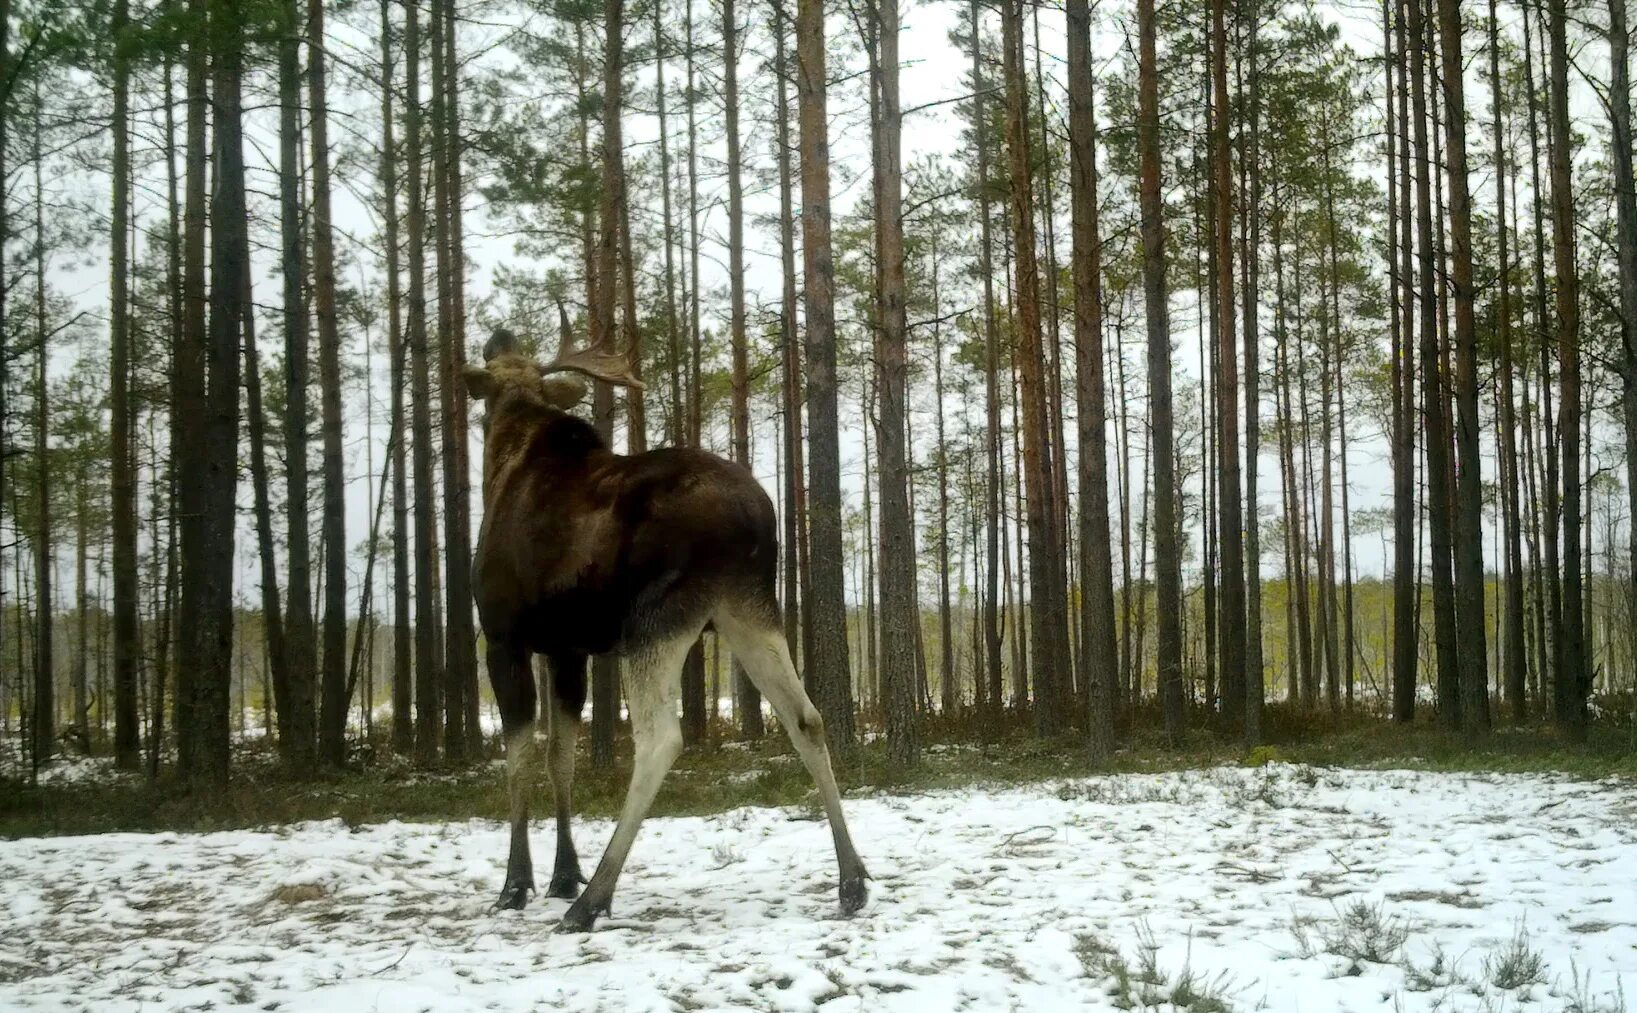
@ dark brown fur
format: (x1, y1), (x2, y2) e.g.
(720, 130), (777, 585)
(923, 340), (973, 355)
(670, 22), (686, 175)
(466, 343), (867, 931)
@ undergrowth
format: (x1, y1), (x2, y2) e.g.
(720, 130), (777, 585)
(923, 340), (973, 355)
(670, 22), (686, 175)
(1, 700), (1631, 838)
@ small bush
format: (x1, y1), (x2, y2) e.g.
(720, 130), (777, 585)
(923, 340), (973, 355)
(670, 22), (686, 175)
(1484, 921), (1546, 991)
(1321, 901), (1411, 965)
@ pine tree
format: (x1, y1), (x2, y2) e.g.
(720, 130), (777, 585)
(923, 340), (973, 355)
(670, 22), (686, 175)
(108, 0), (141, 770)
(1137, 0), (1185, 739)
(1066, 0), (1117, 756)
(798, 0), (855, 750)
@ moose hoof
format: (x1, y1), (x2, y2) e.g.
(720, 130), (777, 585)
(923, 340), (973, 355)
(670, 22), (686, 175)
(494, 881), (533, 912)
(545, 869), (585, 900)
(557, 895), (609, 933)
(839, 876), (868, 915)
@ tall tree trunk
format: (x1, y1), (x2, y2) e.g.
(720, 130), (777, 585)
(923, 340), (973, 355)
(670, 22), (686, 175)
(970, 0), (1004, 722)
(109, 0), (141, 770)
(1032, 9), (1074, 694)
(933, 243), (955, 714)
(1067, 0), (1117, 756)
(656, 0), (682, 449)
(309, 0), (351, 765)
(1437, 0), (1491, 733)
(189, 0), (247, 785)
(443, 0), (481, 758)
(1210, 0), (1245, 729)
(722, 0), (763, 739)
(0, 3), (9, 749)
(1000, 0), (1071, 735)
(1522, 0), (1561, 715)
(73, 467), (88, 739)
(1319, 123), (1343, 713)
(1612, 0), (1637, 701)
(679, 0), (709, 726)
(658, 0), (705, 746)
(1391, 0), (1419, 722)
(798, 0), (856, 749)
(1238, 7), (1264, 739)
(380, 0), (413, 754)
(174, 0), (210, 774)
(1546, 0), (1586, 732)
(31, 89), (52, 767)
(1493, 0), (1527, 723)
(871, 0), (916, 764)
(1408, 0), (1459, 728)
(243, 256), (289, 767)
(406, 0), (442, 763)
(1136, 0), (1184, 738)
(279, 0), (317, 768)
(772, 0), (810, 685)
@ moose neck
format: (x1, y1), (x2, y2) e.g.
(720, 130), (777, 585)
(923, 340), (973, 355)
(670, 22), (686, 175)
(482, 393), (609, 499)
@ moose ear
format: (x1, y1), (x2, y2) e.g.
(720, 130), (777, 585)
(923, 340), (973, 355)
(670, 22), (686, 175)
(541, 374), (588, 410)
(462, 364), (496, 399)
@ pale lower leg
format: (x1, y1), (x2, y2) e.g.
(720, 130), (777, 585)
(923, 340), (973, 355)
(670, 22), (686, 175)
(497, 720), (538, 909)
(559, 638), (690, 931)
(715, 607), (869, 911)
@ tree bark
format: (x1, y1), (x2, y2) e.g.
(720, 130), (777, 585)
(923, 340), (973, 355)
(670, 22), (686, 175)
(1492, 0), (1528, 724)
(968, 0), (1004, 723)
(1136, 0), (1184, 739)
(405, 0), (443, 763)
(1407, 0), (1458, 728)
(1611, 0), (1637, 708)
(1437, 0), (1491, 733)
(1391, 0), (1419, 722)
(242, 255), (288, 771)
(1546, 0), (1586, 732)
(722, 0), (763, 739)
(1000, 0), (1071, 736)
(309, 0), (351, 765)
(797, 0), (856, 750)
(1210, 0), (1245, 730)
(771, 0), (810, 690)
(190, 0), (247, 785)
(109, 0), (141, 770)
(1066, 0), (1117, 757)
(871, 0), (916, 764)
(31, 87), (52, 767)
(278, 0), (317, 769)
(1239, 6), (1264, 740)
(443, 0), (481, 758)
(380, 0), (413, 754)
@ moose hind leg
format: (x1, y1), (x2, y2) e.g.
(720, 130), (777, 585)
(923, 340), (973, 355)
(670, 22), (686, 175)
(490, 640), (538, 911)
(714, 604), (870, 915)
(559, 635), (692, 932)
(541, 652), (588, 899)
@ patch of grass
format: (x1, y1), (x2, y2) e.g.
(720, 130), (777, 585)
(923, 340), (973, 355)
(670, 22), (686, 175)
(1076, 925), (1237, 1012)
(1560, 960), (1630, 1013)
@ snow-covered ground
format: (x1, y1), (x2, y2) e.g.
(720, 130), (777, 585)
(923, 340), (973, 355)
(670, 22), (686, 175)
(2, 765), (1633, 1011)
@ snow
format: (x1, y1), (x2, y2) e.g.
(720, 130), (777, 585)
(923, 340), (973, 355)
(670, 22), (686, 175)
(1, 764), (1633, 1011)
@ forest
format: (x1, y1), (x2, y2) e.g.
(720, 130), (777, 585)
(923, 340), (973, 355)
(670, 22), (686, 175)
(0, 0), (1634, 792)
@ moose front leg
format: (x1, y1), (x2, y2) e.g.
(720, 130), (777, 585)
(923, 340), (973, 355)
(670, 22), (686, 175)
(541, 652), (588, 899)
(489, 640), (538, 911)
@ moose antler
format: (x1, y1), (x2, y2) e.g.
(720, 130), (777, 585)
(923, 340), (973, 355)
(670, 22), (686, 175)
(542, 300), (645, 390)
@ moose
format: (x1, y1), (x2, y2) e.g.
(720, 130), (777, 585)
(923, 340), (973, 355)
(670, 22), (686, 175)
(462, 318), (869, 932)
